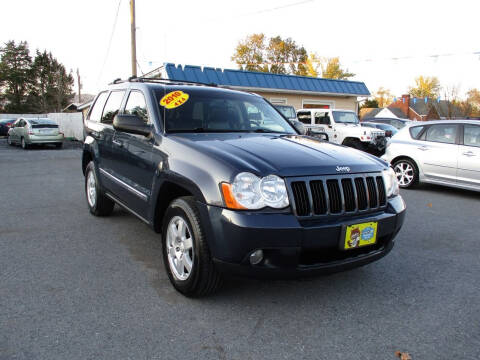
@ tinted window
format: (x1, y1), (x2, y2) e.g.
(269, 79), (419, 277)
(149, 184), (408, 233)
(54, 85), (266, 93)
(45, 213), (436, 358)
(156, 88), (295, 134)
(124, 91), (149, 123)
(275, 105), (296, 119)
(101, 91), (125, 124)
(464, 125), (480, 147)
(409, 126), (424, 139)
(297, 111), (311, 125)
(314, 111), (330, 125)
(425, 124), (457, 144)
(89, 92), (108, 122)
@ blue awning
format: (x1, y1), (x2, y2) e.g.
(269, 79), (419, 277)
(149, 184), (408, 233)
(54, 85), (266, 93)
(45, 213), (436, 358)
(164, 63), (370, 96)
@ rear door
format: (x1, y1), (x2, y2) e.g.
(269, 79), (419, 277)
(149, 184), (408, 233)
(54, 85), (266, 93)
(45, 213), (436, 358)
(418, 124), (459, 183)
(457, 124), (480, 188)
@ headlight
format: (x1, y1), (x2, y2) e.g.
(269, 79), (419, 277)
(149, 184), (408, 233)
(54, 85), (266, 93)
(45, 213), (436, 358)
(382, 167), (399, 197)
(222, 172), (289, 210)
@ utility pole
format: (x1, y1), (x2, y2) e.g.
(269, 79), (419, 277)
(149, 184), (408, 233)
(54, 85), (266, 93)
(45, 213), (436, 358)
(76, 68), (82, 103)
(130, 0), (137, 77)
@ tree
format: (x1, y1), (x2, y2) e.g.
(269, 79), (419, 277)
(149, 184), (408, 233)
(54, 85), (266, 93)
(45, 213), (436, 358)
(360, 98), (379, 109)
(0, 40), (34, 113)
(265, 36), (308, 76)
(374, 87), (393, 107)
(231, 33), (268, 73)
(305, 53), (321, 77)
(321, 57), (355, 80)
(232, 34), (308, 75)
(408, 76), (441, 98)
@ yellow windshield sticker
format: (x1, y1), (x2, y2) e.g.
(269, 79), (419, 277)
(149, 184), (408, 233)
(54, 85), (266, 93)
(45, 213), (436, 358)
(160, 90), (189, 109)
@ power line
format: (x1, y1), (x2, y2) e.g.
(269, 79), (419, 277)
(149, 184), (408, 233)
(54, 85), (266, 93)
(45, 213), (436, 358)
(97, 0), (122, 86)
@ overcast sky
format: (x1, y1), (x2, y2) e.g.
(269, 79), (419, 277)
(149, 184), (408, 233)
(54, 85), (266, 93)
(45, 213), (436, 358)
(1, 0), (478, 98)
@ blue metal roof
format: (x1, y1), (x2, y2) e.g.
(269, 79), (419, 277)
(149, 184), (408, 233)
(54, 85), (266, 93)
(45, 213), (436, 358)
(164, 63), (370, 96)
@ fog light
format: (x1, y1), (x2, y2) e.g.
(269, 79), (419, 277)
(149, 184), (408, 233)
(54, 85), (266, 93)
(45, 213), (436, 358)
(249, 250), (264, 265)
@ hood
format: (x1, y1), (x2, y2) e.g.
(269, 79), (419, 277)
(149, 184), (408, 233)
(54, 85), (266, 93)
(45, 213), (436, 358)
(171, 133), (387, 177)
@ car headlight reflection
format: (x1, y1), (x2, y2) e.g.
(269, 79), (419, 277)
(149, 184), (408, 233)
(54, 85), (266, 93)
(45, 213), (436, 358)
(383, 167), (399, 197)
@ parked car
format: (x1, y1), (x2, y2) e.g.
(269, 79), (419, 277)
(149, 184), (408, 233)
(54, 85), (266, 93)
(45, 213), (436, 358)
(361, 122), (398, 138)
(363, 117), (411, 130)
(7, 118), (64, 149)
(0, 118), (17, 136)
(297, 108), (386, 155)
(83, 78), (405, 296)
(382, 120), (480, 191)
(273, 104), (307, 135)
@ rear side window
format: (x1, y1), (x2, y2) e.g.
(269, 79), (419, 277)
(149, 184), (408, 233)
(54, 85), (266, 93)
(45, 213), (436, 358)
(297, 111), (311, 125)
(101, 91), (125, 124)
(124, 91), (149, 123)
(409, 126), (424, 139)
(314, 112), (330, 125)
(464, 125), (480, 147)
(425, 124), (457, 144)
(89, 92), (108, 122)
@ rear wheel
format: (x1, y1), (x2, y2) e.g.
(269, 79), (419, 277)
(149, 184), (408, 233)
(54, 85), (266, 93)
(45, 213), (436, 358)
(393, 158), (419, 188)
(85, 161), (115, 216)
(162, 196), (222, 297)
(21, 137), (28, 149)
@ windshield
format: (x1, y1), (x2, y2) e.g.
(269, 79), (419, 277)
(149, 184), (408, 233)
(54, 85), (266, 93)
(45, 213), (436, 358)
(332, 111), (359, 124)
(156, 88), (296, 134)
(275, 105), (296, 119)
(28, 118), (56, 125)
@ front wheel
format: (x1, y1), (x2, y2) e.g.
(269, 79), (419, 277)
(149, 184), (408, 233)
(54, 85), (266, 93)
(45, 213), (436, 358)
(393, 159), (419, 188)
(85, 162), (115, 216)
(162, 196), (222, 297)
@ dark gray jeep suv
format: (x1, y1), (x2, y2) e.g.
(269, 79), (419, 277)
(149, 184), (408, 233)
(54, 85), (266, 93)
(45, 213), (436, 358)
(82, 78), (406, 296)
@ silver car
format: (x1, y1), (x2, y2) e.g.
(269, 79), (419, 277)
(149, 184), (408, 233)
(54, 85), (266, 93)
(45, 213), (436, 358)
(7, 118), (64, 149)
(382, 120), (480, 191)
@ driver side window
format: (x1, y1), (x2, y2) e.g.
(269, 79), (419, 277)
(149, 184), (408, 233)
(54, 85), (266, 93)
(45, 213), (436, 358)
(314, 112), (330, 125)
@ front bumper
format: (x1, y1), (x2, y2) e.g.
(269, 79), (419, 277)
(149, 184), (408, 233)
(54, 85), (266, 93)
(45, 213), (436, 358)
(198, 195), (406, 278)
(27, 134), (64, 144)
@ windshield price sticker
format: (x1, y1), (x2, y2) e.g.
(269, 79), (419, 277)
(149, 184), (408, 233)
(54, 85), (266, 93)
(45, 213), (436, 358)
(160, 91), (189, 109)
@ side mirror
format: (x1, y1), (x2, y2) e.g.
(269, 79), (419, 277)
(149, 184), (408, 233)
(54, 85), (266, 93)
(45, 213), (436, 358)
(291, 120), (306, 135)
(113, 114), (152, 136)
(307, 129), (329, 141)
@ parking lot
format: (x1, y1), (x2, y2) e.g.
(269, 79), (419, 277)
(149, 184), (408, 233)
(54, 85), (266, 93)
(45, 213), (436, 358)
(1, 138), (479, 360)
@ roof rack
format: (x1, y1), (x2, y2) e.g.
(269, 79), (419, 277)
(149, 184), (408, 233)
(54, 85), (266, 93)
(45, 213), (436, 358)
(109, 76), (217, 87)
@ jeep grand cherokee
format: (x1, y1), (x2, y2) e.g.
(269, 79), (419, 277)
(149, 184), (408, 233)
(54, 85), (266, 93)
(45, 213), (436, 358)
(82, 78), (406, 297)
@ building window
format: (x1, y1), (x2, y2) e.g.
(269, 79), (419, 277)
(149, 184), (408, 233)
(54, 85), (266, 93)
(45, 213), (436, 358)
(270, 98), (287, 105)
(302, 99), (335, 109)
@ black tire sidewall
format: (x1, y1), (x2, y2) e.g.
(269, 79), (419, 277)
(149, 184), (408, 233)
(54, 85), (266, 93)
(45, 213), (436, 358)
(162, 199), (202, 295)
(393, 159), (418, 188)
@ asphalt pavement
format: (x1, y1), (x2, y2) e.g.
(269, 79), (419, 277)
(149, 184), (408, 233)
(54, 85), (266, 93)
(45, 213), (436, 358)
(1, 138), (479, 360)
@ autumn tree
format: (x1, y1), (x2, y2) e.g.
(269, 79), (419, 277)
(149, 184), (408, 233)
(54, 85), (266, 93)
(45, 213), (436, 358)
(321, 57), (355, 80)
(408, 76), (441, 98)
(360, 98), (379, 109)
(265, 36), (308, 76)
(374, 87), (393, 107)
(231, 33), (268, 72)
(305, 53), (321, 77)
(0, 40), (34, 113)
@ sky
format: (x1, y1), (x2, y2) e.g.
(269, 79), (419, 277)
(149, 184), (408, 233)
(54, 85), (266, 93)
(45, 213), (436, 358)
(1, 0), (479, 99)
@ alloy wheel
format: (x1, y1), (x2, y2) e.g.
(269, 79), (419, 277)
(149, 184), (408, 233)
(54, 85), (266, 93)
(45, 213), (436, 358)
(86, 170), (97, 207)
(394, 161), (414, 187)
(166, 216), (194, 281)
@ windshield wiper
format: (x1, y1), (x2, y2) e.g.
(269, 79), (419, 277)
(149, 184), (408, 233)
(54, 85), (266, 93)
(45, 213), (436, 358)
(250, 129), (287, 134)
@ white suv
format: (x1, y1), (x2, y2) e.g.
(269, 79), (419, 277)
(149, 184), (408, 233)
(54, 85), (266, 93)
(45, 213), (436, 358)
(296, 108), (386, 154)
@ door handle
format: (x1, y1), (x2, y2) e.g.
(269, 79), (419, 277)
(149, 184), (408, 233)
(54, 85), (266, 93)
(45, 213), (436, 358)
(112, 139), (123, 148)
(417, 146), (429, 151)
(462, 151), (475, 157)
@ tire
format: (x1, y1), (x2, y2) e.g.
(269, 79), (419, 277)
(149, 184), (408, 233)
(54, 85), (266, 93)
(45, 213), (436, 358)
(162, 196), (222, 297)
(344, 138), (365, 151)
(21, 137), (28, 149)
(393, 158), (419, 188)
(7, 135), (13, 146)
(55, 143), (63, 149)
(85, 161), (115, 216)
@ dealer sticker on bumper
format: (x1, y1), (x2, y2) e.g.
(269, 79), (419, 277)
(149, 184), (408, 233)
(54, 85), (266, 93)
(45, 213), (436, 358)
(343, 222), (378, 250)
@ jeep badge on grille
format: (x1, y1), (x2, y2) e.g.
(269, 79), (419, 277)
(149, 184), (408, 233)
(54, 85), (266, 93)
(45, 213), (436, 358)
(336, 166), (351, 172)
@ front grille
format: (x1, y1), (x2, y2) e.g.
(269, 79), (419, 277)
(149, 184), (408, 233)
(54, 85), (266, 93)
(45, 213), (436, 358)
(288, 173), (387, 217)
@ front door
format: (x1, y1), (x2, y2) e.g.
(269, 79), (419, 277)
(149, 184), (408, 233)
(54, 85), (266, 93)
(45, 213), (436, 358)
(418, 124), (459, 183)
(457, 124), (480, 188)
(108, 90), (156, 218)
